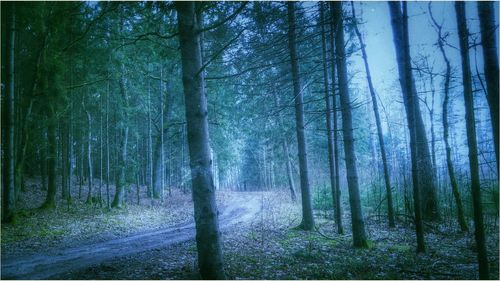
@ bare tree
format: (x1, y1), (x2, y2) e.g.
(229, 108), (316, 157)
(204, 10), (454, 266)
(351, 1), (395, 228)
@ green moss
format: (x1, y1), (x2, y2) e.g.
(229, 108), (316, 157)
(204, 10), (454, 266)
(388, 244), (412, 253)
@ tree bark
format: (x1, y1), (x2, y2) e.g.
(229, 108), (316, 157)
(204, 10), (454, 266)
(2, 2), (16, 222)
(388, 2), (439, 221)
(455, 3), (489, 278)
(389, 1), (425, 252)
(287, 1), (315, 231)
(333, 1), (368, 248)
(477, 1), (499, 171)
(351, 2), (395, 228)
(176, 2), (225, 279)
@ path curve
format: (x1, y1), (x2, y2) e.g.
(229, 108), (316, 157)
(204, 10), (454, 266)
(1, 192), (263, 280)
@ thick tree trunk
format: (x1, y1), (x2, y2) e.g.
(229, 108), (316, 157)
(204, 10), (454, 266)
(428, 5), (468, 232)
(2, 2), (16, 222)
(477, 1), (499, 171)
(351, 2), (395, 228)
(329, 2), (344, 234)
(333, 1), (368, 248)
(388, 2), (439, 221)
(287, 1), (315, 231)
(455, 3), (489, 278)
(389, 1), (425, 252)
(176, 2), (225, 279)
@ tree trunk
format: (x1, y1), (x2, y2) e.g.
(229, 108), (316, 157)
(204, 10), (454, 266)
(477, 1), (499, 171)
(388, 2), (439, 221)
(287, 1), (315, 231)
(389, 1), (425, 252)
(103, 77), (109, 209)
(147, 75), (153, 198)
(351, 2), (395, 228)
(40, 140), (47, 191)
(176, 2), (225, 279)
(329, 2), (344, 234)
(152, 135), (163, 199)
(333, 1), (368, 248)
(67, 107), (73, 203)
(153, 86), (173, 199)
(85, 107), (93, 204)
(42, 105), (57, 209)
(160, 66), (165, 199)
(2, 2), (16, 222)
(61, 120), (68, 200)
(428, 4), (468, 232)
(455, 3), (489, 278)
(111, 62), (129, 208)
(273, 93), (297, 201)
(320, 2), (341, 228)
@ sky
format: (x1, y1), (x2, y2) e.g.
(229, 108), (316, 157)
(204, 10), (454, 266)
(345, 1), (498, 172)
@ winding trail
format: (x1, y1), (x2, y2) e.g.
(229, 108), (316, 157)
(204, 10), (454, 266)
(1, 192), (263, 280)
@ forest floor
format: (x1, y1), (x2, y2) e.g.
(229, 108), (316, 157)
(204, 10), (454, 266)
(1, 178), (499, 280)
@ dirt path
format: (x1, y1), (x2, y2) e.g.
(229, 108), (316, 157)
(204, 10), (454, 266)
(1, 192), (263, 280)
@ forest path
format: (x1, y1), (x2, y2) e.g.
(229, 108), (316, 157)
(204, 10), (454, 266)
(1, 191), (263, 280)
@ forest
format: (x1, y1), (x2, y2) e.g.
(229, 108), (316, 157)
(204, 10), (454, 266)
(1, 1), (499, 280)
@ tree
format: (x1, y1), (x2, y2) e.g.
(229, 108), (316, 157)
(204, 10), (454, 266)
(455, 2), (489, 278)
(351, 1), (395, 228)
(287, 1), (315, 231)
(388, 2), (438, 222)
(319, 1), (341, 229)
(329, 2), (344, 234)
(477, 1), (499, 171)
(428, 3), (467, 232)
(111, 16), (130, 208)
(2, 2), (16, 223)
(84, 100), (93, 204)
(388, 1), (425, 252)
(333, 1), (368, 248)
(273, 93), (297, 202)
(176, 2), (225, 279)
